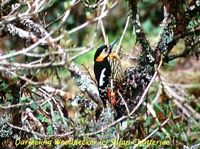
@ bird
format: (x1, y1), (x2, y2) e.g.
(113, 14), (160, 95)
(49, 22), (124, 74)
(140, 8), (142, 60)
(93, 40), (124, 118)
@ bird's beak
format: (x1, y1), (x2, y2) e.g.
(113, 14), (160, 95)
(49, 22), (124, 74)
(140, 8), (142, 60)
(110, 39), (118, 49)
(108, 39), (119, 60)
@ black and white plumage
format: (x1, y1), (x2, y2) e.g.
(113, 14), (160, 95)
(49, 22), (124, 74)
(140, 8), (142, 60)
(93, 41), (124, 118)
(94, 45), (111, 106)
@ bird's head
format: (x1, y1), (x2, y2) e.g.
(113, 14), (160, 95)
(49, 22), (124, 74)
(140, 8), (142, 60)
(94, 39), (118, 62)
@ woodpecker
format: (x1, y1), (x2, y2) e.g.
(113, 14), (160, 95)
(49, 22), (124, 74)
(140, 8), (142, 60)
(94, 40), (123, 118)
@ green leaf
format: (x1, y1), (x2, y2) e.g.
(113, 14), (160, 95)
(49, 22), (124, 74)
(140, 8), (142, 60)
(37, 114), (49, 123)
(144, 116), (152, 127)
(5, 92), (13, 102)
(0, 81), (9, 91)
(30, 103), (38, 110)
(20, 96), (31, 102)
(47, 125), (53, 135)
(153, 103), (164, 113)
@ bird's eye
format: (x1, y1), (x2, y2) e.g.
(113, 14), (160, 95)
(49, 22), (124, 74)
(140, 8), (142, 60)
(104, 48), (108, 52)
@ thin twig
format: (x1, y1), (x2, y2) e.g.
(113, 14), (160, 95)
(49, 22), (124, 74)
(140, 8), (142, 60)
(52, 2), (117, 43)
(115, 16), (130, 54)
(0, 0), (77, 61)
(117, 90), (130, 115)
(0, 100), (45, 109)
(82, 64), (97, 84)
(5, 121), (73, 138)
